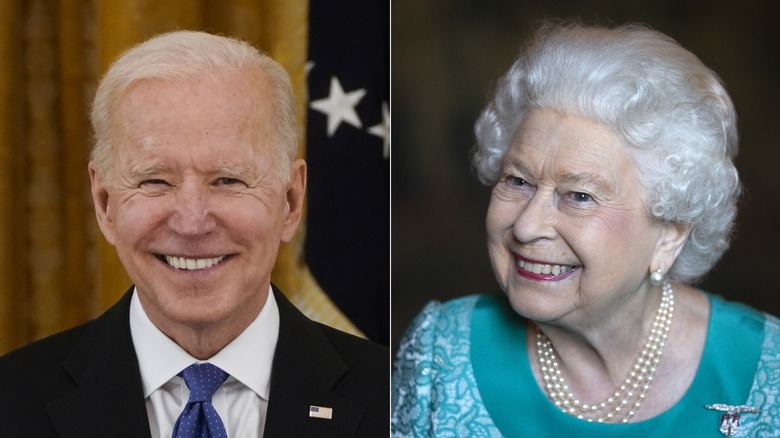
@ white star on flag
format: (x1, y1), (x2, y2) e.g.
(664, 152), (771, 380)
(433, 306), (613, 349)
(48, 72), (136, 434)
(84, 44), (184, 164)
(368, 102), (389, 159)
(310, 76), (366, 137)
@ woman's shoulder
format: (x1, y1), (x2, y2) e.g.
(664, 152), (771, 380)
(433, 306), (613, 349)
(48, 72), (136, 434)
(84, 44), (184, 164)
(394, 293), (517, 376)
(395, 293), (509, 356)
(717, 298), (780, 435)
(398, 294), (478, 342)
(706, 292), (779, 352)
(708, 293), (770, 325)
(407, 293), (502, 327)
(423, 293), (484, 313)
(393, 294), (503, 437)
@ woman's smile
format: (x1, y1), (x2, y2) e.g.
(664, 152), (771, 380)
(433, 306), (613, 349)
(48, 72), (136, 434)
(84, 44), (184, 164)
(515, 254), (579, 281)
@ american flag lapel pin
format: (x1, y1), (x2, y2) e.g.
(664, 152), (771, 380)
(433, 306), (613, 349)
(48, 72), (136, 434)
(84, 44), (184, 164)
(309, 405), (333, 420)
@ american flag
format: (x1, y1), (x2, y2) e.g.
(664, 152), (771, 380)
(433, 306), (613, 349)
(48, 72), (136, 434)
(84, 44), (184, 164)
(305, 0), (389, 345)
(309, 405), (334, 420)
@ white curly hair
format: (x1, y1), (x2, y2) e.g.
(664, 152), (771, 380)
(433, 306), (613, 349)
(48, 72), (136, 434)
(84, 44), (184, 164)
(473, 21), (741, 284)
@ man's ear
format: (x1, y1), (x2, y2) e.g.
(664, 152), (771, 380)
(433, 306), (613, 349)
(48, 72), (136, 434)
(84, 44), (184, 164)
(88, 161), (116, 246)
(280, 159), (307, 243)
(651, 222), (690, 273)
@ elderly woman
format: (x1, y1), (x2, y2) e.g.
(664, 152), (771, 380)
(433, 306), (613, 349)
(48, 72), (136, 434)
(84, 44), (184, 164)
(392, 22), (780, 437)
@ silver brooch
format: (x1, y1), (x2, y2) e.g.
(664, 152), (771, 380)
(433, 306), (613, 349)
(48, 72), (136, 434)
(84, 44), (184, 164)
(705, 404), (761, 436)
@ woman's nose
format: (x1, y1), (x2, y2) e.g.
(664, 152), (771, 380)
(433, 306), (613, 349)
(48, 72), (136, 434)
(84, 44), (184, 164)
(512, 190), (558, 243)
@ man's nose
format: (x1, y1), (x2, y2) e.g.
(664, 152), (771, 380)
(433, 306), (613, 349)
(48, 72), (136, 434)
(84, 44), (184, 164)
(168, 183), (216, 236)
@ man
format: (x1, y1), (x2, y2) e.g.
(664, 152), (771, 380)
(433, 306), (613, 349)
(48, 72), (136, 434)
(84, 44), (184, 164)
(0, 31), (388, 437)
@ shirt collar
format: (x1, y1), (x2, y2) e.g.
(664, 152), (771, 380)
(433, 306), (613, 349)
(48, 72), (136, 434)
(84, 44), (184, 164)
(130, 286), (279, 400)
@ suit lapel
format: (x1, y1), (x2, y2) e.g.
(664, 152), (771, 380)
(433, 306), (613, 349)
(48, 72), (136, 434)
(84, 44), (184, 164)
(46, 289), (152, 438)
(264, 287), (365, 437)
(43, 286), (366, 437)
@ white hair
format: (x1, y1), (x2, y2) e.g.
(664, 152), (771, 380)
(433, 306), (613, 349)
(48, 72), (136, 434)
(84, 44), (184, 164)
(90, 30), (297, 184)
(473, 21), (740, 284)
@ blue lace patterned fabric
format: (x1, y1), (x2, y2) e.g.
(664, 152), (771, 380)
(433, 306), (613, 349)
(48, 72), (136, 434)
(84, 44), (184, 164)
(391, 296), (500, 437)
(391, 294), (780, 437)
(741, 314), (780, 436)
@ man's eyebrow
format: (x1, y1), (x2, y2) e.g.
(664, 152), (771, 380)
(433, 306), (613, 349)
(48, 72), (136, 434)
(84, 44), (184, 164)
(215, 166), (252, 178)
(130, 164), (168, 178)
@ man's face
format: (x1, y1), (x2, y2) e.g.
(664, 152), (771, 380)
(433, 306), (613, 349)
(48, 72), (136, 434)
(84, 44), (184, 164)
(90, 70), (305, 336)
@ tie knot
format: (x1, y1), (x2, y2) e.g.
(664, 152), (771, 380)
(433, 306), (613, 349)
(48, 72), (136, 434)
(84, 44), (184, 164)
(179, 363), (229, 403)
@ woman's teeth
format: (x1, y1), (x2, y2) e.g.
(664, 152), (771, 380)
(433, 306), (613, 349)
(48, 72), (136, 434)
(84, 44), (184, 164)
(517, 259), (573, 276)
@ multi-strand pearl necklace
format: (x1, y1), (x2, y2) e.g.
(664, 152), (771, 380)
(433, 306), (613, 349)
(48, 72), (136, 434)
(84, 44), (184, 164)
(535, 281), (674, 423)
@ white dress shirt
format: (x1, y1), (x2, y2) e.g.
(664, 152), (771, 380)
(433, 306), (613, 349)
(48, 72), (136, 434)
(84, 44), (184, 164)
(129, 286), (279, 438)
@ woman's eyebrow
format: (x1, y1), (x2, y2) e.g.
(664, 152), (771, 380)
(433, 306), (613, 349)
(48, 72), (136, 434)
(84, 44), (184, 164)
(558, 171), (614, 194)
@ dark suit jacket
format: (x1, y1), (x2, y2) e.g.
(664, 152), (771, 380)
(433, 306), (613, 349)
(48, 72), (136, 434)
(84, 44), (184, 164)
(0, 286), (389, 437)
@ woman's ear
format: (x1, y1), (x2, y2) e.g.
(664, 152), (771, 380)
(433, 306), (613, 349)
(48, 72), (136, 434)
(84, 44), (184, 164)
(651, 222), (690, 273)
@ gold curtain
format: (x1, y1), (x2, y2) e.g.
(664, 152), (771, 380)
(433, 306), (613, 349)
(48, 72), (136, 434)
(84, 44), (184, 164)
(0, 0), (360, 355)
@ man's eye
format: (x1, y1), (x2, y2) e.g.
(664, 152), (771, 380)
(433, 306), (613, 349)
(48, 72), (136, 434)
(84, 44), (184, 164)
(217, 177), (242, 185)
(142, 179), (168, 186)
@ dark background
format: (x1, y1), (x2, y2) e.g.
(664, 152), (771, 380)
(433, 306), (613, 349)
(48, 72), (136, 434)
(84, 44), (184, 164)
(391, 0), (780, 354)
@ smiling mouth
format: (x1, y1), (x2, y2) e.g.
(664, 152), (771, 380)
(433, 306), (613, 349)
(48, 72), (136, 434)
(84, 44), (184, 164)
(162, 255), (226, 271)
(517, 258), (576, 276)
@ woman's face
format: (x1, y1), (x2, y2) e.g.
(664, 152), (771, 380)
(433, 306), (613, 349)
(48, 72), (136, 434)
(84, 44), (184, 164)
(486, 109), (671, 326)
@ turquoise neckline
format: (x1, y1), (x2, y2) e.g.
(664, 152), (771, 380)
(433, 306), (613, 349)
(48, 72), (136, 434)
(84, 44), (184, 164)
(470, 293), (763, 436)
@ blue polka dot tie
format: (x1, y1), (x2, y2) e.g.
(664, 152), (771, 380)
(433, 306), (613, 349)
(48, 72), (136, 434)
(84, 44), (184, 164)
(172, 363), (229, 438)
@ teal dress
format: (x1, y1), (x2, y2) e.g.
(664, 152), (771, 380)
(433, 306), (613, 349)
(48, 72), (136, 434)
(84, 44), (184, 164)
(391, 293), (780, 437)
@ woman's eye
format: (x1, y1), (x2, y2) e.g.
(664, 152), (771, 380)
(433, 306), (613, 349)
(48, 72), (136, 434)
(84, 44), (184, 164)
(502, 174), (528, 187)
(570, 192), (593, 203)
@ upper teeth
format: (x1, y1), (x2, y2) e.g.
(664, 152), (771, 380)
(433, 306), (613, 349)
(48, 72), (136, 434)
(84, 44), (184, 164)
(165, 255), (225, 271)
(517, 259), (573, 276)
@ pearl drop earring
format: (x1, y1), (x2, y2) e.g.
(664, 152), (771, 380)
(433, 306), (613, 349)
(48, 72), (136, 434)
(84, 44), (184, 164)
(650, 268), (665, 286)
